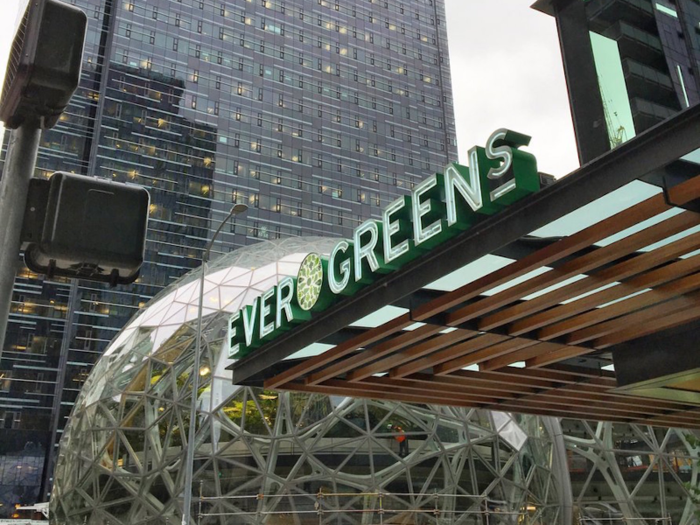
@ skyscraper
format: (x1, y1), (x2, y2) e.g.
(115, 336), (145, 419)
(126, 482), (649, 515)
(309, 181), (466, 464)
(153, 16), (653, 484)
(0, 0), (457, 511)
(533, 0), (700, 163)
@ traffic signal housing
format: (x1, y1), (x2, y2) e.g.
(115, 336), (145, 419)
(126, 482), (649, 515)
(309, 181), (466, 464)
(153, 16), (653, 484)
(22, 173), (150, 286)
(0, 0), (87, 129)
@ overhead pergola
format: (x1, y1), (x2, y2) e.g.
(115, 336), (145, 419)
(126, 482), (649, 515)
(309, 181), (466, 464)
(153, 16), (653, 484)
(231, 104), (700, 427)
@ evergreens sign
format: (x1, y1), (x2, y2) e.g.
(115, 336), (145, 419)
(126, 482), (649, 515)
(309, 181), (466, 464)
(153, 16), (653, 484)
(228, 129), (539, 359)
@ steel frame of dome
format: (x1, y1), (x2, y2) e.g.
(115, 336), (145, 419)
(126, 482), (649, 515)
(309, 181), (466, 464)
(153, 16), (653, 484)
(49, 238), (700, 525)
(49, 238), (566, 525)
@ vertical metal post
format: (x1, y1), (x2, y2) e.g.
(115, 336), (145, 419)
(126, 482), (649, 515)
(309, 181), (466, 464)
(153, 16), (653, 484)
(197, 479), (203, 525)
(0, 123), (42, 353)
(181, 204), (246, 525)
(551, 0), (611, 164)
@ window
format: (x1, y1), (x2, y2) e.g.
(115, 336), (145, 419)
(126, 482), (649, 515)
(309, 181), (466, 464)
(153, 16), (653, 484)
(0, 372), (10, 392)
(89, 293), (99, 312)
(2, 411), (19, 429)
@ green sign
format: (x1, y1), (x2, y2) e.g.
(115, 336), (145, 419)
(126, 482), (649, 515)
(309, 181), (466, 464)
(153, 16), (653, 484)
(228, 129), (539, 359)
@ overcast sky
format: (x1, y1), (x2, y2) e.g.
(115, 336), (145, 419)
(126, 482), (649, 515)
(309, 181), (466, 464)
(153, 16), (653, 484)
(0, 0), (579, 176)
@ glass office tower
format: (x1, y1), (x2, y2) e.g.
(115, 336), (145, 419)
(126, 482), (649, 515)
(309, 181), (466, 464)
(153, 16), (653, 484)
(0, 0), (457, 513)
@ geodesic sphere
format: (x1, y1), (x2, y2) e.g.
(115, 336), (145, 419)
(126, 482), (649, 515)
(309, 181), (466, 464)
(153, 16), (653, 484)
(50, 237), (563, 525)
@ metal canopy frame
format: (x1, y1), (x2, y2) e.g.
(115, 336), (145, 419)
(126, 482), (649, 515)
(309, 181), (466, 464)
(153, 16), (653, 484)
(231, 104), (700, 426)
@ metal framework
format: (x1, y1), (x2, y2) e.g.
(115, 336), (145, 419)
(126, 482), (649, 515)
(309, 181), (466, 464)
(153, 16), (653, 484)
(50, 238), (700, 525)
(231, 104), (700, 426)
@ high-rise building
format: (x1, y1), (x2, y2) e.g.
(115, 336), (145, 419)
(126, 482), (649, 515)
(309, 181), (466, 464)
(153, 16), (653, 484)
(533, 0), (700, 163)
(0, 0), (457, 511)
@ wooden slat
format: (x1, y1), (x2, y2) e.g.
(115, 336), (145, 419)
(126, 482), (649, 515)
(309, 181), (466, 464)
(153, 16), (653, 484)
(526, 343), (594, 369)
(434, 338), (539, 376)
(506, 385), (691, 418)
(480, 341), (566, 371)
(411, 188), (686, 323)
(533, 272), (700, 361)
(279, 381), (492, 408)
(468, 211), (700, 331)
(508, 230), (700, 336)
(390, 333), (509, 378)
(397, 374), (688, 415)
(641, 408), (700, 427)
(486, 403), (636, 423)
(305, 324), (444, 385)
(568, 292), (700, 345)
(274, 379), (700, 425)
(594, 295), (700, 348)
(490, 399), (656, 420)
(346, 329), (476, 382)
(264, 313), (413, 389)
(555, 382), (698, 413)
(329, 378), (501, 403)
(537, 254), (700, 340)
(490, 366), (617, 385)
(365, 375), (538, 398)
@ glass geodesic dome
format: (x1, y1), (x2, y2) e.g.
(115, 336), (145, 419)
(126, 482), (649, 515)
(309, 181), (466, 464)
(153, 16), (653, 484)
(50, 237), (566, 525)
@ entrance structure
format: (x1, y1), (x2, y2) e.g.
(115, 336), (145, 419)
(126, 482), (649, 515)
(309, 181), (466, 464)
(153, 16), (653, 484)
(231, 104), (700, 424)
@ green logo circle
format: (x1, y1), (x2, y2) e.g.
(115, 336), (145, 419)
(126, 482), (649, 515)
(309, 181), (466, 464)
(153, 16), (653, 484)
(296, 253), (325, 311)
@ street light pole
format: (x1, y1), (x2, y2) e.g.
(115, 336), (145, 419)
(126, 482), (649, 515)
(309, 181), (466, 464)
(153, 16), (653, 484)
(0, 123), (42, 353)
(182, 203), (247, 525)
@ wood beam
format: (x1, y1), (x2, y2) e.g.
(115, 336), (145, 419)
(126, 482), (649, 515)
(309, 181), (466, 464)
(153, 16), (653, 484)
(508, 231), (700, 336)
(474, 211), (700, 331)
(264, 313), (412, 389)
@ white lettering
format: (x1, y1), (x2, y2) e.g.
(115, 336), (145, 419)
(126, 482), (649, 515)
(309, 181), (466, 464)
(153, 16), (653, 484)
(354, 221), (381, 282)
(445, 161), (483, 227)
(276, 277), (295, 327)
(383, 196), (411, 265)
(259, 287), (275, 339)
(228, 311), (240, 357)
(412, 175), (442, 247)
(329, 240), (353, 294)
(486, 128), (516, 202)
(242, 300), (258, 348)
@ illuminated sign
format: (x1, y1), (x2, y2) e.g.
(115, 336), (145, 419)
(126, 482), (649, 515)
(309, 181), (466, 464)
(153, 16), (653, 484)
(228, 129), (540, 359)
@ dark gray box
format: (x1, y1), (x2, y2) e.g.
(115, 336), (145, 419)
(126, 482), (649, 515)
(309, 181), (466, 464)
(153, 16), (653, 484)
(0, 0), (87, 129)
(24, 172), (150, 285)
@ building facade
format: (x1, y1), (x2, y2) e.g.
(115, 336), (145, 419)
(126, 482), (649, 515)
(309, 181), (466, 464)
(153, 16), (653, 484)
(533, 0), (700, 163)
(0, 0), (457, 514)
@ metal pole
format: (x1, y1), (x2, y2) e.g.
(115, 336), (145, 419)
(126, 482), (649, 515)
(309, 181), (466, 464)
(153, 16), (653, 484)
(0, 123), (42, 354)
(181, 204), (247, 525)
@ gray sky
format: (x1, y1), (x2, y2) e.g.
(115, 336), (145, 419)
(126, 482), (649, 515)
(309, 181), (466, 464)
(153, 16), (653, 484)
(0, 0), (579, 176)
(444, 0), (578, 176)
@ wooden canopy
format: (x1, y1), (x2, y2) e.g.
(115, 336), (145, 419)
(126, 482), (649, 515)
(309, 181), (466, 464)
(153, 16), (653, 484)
(231, 104), (700, 427)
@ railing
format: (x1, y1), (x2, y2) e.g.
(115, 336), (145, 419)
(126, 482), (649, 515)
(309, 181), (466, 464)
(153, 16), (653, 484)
(198, 490), (535, 525)
(578, 516), (673, 525)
